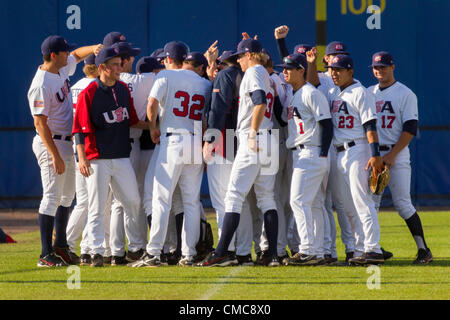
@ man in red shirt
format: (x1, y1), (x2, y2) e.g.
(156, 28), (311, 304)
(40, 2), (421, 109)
(73, 47), (148, 267)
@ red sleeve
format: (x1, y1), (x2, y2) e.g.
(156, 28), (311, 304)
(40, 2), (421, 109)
(73, 82), (97, 135)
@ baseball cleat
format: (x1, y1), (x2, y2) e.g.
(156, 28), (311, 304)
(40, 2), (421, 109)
(126, 249), (145, 262)
(166, 251), (181, 266)
(284, 253), (319, 266)
(37, 253), (68, 267)
(68, 251), (80, 265)
(53, 246), (72, 265)
(111, 254), (128, 266)
(413, 248), (433, 265)
(267, 256), (280, 267)
(323, 254), (339, 266)
(91, 254), (104, 267)
(178, 256), (196, 267)
(103, 256), (112, 265)
(79, 254), (91, 266)
(237, 254), (254, 266)
(255, 251), (272, 266)
(128, 253), (161, 267)
(348, 252), (384, 265)
(196, 251), (235, 267)
(381, 247), (393, 260)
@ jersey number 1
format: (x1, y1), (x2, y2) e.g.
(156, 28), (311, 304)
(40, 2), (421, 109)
(173, 91), (204, 121)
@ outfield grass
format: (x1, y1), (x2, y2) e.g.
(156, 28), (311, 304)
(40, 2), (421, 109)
(0, 211), (449, 300)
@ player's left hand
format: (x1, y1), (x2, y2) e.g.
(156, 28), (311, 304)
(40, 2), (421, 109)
(204, 40), (219, 66)
(248, 137), (260, 152)
(306, 47), (318, 64)
(202, 141), (215, 163)
(366, 155), (384, 176)
(242, 32), (258, 40)
(150, 128), (161, 144)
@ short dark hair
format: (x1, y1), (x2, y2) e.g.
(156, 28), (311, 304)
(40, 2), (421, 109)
(43, 54), (52, 62)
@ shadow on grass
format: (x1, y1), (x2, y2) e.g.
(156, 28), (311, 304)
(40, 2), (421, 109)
(0, 279), (449, 285)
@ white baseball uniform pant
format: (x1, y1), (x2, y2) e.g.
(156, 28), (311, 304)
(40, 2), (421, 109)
(32, 135), (75, 217)
(224, 133), (278, 214)
(290, 146), (329, 256)
(85, 158), (140, 256)
(147, 134), (203, 258)
(337, 142), (381, 254)
(372, 147), (416, 220)
(110, 140), (148, 256)
(66, 167), (112, 256)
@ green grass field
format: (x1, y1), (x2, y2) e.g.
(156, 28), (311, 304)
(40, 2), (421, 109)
(0, 211), (449, 300)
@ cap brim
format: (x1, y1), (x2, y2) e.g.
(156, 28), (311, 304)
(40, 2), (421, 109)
(275, 63), (297, 69)
(325, 64), (348, 69)
(369, 63), (392, 67)
(130, 48), (142, 56)
(326, 51), (349, 56)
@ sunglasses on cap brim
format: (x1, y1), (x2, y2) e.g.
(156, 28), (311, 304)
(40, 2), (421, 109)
(283, 57), (304, 69)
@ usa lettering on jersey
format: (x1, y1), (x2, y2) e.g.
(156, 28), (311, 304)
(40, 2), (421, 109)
(103, 106), (130, 123)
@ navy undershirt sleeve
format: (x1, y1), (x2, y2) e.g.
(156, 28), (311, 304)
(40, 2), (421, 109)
(403, 119), (418, 136)
(250, 89), (267, 106)
(276, 38), (290, 62)
(319, 118), (333, 157)
(363, 119), (377, 133)
(273, 96), (287, 127)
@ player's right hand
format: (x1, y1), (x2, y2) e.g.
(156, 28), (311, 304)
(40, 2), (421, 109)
(306, 47), (318, 63)
(79, 158), (91, 178)
(202, 142), (214, 163)
(274, 25), (289, 39)
(366, 156), (384, 177)
(151, 128), (161, 144)
(52, 154), (65, 175)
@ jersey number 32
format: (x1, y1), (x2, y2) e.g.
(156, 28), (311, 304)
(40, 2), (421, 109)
(173, 91), (204, 121)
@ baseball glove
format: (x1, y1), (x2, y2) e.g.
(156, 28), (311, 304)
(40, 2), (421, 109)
(196, 218), (214, 260)
(369, 165), (390, 195)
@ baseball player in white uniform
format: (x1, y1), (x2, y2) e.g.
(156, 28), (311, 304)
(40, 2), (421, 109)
(199, 39), (280, 267)
(131, 42), (212, 267)
(65, 55), (113, 265)
(28, 35), (102, 267)
(326, 54), (385, 265)
(276, 54), (333, 265)
(368, 51), (432, 264)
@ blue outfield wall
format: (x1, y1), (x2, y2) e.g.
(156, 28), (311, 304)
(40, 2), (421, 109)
(0, 0), (449, 208)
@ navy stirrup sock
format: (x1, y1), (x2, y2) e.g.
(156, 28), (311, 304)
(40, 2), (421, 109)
(264, 210), (278, 257)
(38, 213), (55, 257)
(147, 215), (152, 231)
(215, 212), (240, 257)
(175, 212), (184, 256)
(53, 206), (70, 248)
(405, 212), (428, 250)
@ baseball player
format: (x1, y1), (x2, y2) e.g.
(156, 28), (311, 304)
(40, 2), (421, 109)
(368, 51), (432, 264)
(276, 53), (333, 265)
(107, 41), (156, 265)
(326, 54), (385, 265)
(28, 35), (102, 267)
(203, 48), (257, 266)
(72, 47), (148, 267)
(131, 42), (212, 267)
(66, 55), (113, 265)
(199, 38), (280, 267)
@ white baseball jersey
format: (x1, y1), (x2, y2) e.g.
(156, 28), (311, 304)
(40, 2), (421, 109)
(327, 81), (377, 145)
(368, 81), (418, 145)
(317, 72), (335, 98)
(120, 72), (157, 139)
(236, 65), (274, 134)
(28, 55), (77, 136)
(286, 83), (331, 149)
(149, 69), (211, 136)
(71, 77), (96, 107)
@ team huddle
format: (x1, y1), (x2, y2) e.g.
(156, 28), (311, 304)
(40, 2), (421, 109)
(27, 25), (432, 269)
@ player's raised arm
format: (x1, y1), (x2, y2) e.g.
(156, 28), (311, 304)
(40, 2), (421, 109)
(274, 25), (290, 61)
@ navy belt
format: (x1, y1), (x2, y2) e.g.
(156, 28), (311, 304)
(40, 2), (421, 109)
(257, 129), (271, 135)
(380, 144), (395, 151)
(53, 135), (72, 142)
(166, 132), (194, 137)
(290, 144), (305, 151)
(336, 141), (356, 153)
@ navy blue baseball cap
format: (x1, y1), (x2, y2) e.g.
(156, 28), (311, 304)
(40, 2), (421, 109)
(232, 39), (262, 56)
(370, 51), (394, 67)
(95, 47), (121, 66)
(293, 44), (313, 56)
(218, 50), (235, 63)
(326, 41), (349, 55)
(84, 54), (96, 65)
(136, 56), (164, 73)
(185, 52), (209, 69)
(103, 32), (127, 46)
(325, 54), (354, 69)
(111, 42), (141, 57)
(41, 35), (77, 55)
(276, 53), (308, 70)
(159, 41), (188, 61)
